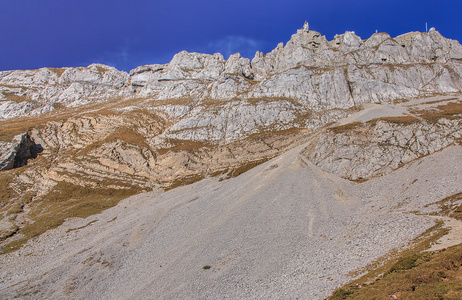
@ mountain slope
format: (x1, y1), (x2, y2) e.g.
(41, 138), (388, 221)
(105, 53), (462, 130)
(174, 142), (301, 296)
(0, 27), (462, 298)
(0, 138), (460, 299)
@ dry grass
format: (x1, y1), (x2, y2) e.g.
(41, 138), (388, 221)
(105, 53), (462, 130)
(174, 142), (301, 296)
(229, 159), (270, 177)
(48, 68), (66, 77)
(329, 221), (454, 299)
(164, 173), (205, 191)
(0, 112), (67, 142)
(244, 127), (303, 141)
(329, 189), (462, 300)
(0, 95), (145, 142)
(156, 139), (214, 156)
(0, 172), (18, 205)
(328, 121), (362, 133)
(412, 101), (462, 123)
(0, 181), (141, 254)
(393, 98), (411, 104)
(95, 65), (108, 75)
(76, 128), (150, 157)
(6, 203), (23, 216)
(368, 115), (421, 125)
(2, 92), (26, 103)
(427, 192), (462, 221)
(330, 242), (462, 299)
(329, 114), (422, 136)
(66, 220), (97, 233)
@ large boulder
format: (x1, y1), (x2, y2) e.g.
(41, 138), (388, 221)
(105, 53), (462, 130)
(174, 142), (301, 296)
(0, 133), (40, 171)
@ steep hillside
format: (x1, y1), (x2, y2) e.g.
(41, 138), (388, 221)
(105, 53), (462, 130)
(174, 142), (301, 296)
(0, 135), (460, 299)
(0, 27), (461, 299)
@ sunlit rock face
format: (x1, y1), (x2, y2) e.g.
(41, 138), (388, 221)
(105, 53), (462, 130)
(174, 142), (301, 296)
(1, 27), (462, 251)
(2, 29), (462, 121)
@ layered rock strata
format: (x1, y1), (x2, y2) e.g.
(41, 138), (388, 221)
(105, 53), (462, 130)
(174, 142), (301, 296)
(1, 27), (462, 251)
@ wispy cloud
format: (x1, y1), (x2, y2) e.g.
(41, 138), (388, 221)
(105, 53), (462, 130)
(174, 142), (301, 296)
(89, 46), (130, 71)
(206, 36), (262, 59)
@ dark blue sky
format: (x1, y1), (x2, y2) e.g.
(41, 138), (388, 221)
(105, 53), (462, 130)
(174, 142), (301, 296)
(1, 0), (461, 72)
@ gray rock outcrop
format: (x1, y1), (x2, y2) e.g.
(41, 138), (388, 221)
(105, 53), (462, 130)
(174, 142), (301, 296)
(2, 30), (462, 138)
(2, 27), (462, 249)
(303, 117), (462, 180)
(0, 133), (38, 171)
(0, 64), (129, 119)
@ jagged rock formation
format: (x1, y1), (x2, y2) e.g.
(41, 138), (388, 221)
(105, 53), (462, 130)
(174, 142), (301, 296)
(302, 97), (462, 180)
(1, 27), (462, 253)
(304, 118), (462, 180)
(0, 133), (39, 171)
(2, 29), (462, 140)
(0, 64), (128, 119)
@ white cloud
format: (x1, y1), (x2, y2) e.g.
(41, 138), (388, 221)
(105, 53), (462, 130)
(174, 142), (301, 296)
(206, 36), (262, 59)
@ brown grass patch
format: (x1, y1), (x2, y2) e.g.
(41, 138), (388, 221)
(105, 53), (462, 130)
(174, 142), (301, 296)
(164, 173), (205, 191)
(48, 67), (66, 77)
(328, 121), (362, 133)
(330, 242), (462, 300)
(427, 192), (462, 221)
(0, 172), (18, 204)
(245, 127), (303, 140)
(66, 220), (97, 233)
(412, 101), (462, 123)
(2, 93), (26, 103)
(229, 158), (270, 177)
(76, 128), (150, 157)
(0, 112), (64, 142)
(393, 98), (411, 104)
(368, 115), (421, 125)
(328, 212), (462, 300)
(6, 203), (23, 216)
(156, 139), (214, 156)
(0, 95), (141, 142)
(0, 181), (141, 254)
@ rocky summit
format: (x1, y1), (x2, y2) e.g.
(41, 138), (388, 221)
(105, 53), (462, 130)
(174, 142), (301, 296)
(1, 27), (462, 299)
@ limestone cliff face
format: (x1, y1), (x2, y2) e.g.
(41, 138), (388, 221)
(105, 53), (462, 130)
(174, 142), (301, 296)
(1, 28), (462, 250)
(2, 29), (461, 119)
(303, 117), (462, 180)
(2, 29), (462, 137)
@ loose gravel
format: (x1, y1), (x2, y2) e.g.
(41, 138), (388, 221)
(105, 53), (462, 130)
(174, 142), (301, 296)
(0, 145), (461, 299)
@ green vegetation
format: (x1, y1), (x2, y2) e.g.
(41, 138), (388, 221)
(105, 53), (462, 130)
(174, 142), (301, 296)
(329, 194), (462, 300)
(330, 244), (462, 300)
(386, 254), (420, 274)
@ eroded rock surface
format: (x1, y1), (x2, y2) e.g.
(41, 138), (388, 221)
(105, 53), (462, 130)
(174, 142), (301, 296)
(0, 133), (38, 171)
(303, 118), (462, 180)
(1, 27), (462, 253)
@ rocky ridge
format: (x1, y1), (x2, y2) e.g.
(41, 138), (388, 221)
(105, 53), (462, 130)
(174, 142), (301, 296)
(1, 27), (462, 253)
(303, 97), (462, 180)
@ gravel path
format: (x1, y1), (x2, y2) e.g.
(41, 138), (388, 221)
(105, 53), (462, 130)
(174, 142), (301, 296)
(0, 145), (461, 299)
